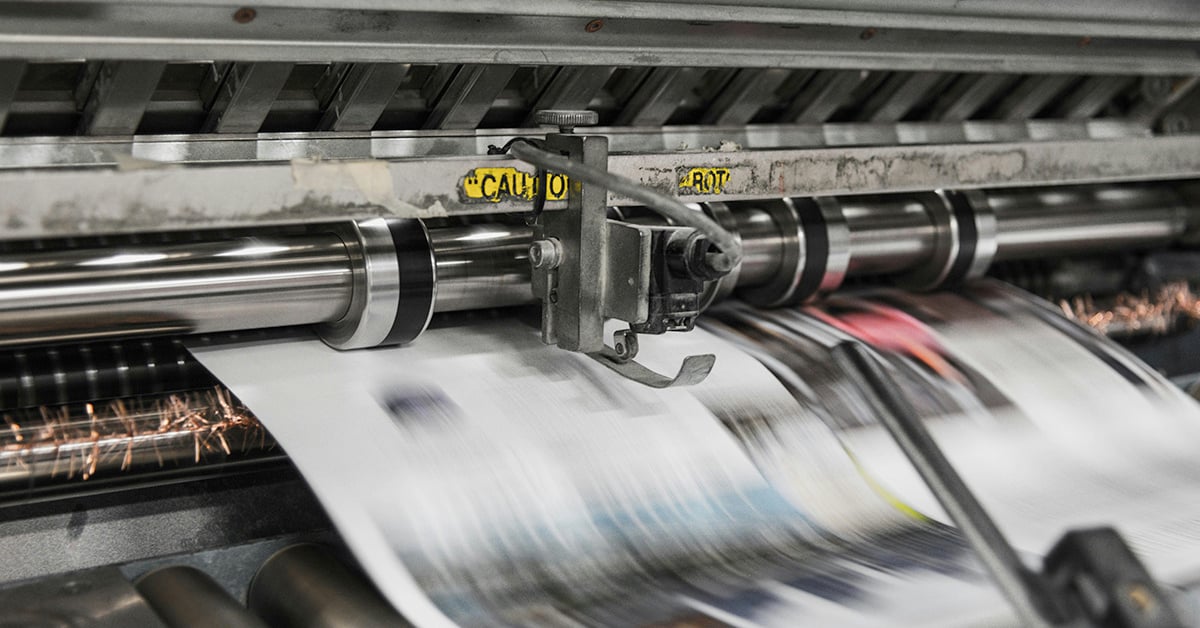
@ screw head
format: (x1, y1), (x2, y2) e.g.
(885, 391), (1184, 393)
(233, 7), (256, 23)
(530, 238), (563, 270)
(612, 330), (638, 361)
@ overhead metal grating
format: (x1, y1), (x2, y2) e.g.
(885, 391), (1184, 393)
(0, 61), (1195, 138)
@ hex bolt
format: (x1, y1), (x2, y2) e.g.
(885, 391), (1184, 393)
(530, 238), (563, 270)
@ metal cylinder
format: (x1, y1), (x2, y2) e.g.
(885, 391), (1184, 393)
(0, 233), (354, 348)
(989, 185), (1189, 260)
(431, 224), (534, 313)
(0, 183), (1191, 351)
(248, 544), (407, 628)
(136, 565), (268, 628)
(730, 207), (786, 287)
(317, 218), (435, 350)
(841, 194), (939, 275)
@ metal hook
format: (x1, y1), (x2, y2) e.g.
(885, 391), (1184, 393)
(589, 329), (715, 388)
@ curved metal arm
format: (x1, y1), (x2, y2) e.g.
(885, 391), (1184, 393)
(591, 347), (716, 388)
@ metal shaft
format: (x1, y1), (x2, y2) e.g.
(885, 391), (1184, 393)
(136, 565), (269, 628)
(0, 233), (355, 348)
(430, 224), (533, 313)
(731, 207), (787, 287)
(841, 194), (938, 276)
(248, 544), (408, 628)
(0, 184), (1192, 486)
(988, 185), (1189, 260)
(0, 183), (1191, 349)
(833, 341), (1060, 626)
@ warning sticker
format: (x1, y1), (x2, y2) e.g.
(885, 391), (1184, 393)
(460, 167), (570, 204)
(678, 167), (732, 195)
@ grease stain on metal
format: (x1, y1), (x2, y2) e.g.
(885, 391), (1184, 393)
(767, 148), (1027, 194)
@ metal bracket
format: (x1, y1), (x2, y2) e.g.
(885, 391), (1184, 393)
(527, 110), (717, 387)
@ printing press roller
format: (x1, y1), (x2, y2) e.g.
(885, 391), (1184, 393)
(0, 183), (1189, 350)
(1, 180), (1196, 500)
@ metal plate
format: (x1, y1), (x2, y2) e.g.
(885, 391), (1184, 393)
(2, 136), (1198, 239)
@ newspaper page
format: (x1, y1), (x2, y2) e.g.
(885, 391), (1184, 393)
(189, 318), (1008, 627)
(710, 283), (1200, 593)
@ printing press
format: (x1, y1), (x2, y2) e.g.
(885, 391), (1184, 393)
(3, 2), (1200, 626)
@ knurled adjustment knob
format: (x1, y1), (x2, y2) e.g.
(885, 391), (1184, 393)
(534, 109), (599, 133)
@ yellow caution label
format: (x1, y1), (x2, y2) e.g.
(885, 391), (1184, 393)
(678, 167), (732, 195)
(460, 167), (570, 203)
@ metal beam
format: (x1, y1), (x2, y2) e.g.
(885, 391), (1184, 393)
(783, 70), (871, 123)
(930, 74), (1016, 122)
(317, 63), (409, 132)
(1049, 75), (1135, 119)
(202, 62), (293, 133)
(423, 64), (516, 130)
(1, 135), (1196, 239)
(860, 71), (944, 122)
(76, 61), (166, 136)
(522, 66), (613, 128)
(0, 7), (1195, 74)
(0, 61), (23, 134)
(702, 68), (791, 126)
(17, 0), (1200, 40)
(0, 120), (1150, 170)
(992, 75), (1076, 121)
(615, 67), (705, 127)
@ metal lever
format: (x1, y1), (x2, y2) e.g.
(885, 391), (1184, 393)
(591, 350), (716, 388)
(589, 328), (715, 388)
(833, 340), (1183, 628)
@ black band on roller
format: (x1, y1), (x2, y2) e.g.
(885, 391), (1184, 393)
(790, 199), (830, 305)
(942, 191), (978, 287)
(381, 219), (436, 346)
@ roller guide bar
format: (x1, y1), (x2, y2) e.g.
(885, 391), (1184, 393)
(836, 341), (1183, 628)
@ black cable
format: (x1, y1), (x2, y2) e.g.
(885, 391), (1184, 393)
(488, 138), (549, 226)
